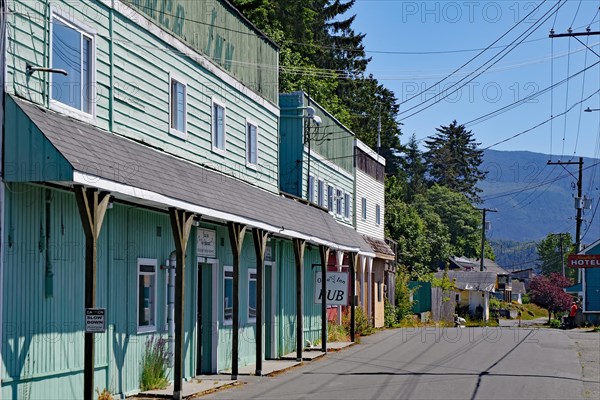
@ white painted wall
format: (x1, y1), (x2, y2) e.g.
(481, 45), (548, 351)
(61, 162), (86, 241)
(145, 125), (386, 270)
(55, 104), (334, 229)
(355, 169), (384, 239)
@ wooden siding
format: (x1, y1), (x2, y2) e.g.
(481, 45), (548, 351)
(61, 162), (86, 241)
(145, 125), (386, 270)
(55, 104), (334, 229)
(279, 94), (304, 197)
(355, 169), (385, 239)
(122, 0), (279, 104)
(6, 0), (279, 193)
(2, 184), (197, 398)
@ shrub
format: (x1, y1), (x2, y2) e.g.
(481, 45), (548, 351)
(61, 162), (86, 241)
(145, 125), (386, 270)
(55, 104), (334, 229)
(384, 299), (397, 327)
(548, 319), (561, 329)
(327, 322), (349, 342)
(96, 388), (112, 400)
(140, 336), (170, 391)
(489, 297), (502, 310)
(343, 306), (373, 336)
(522, 294), (530, 304)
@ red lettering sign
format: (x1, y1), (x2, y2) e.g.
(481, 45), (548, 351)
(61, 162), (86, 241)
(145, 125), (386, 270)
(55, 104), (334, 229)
(567, 254), (600, 268)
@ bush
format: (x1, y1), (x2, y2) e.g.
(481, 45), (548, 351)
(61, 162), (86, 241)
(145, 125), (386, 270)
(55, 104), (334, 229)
(384, 299), (397, 327)
(96, 388), (112, 400)
(489, 297), (503, 310)
(343, 306), (373, 336)
(522, 294), (530, 304)
(140, 336), (170, 391)
(327, 321), (349, 342)
(548, 319), (561, 329)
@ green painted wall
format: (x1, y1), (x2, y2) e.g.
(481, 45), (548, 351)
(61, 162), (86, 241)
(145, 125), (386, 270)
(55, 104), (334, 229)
(6, 0), (279, 193)
(122, 0), (279, 104)
(2, 183), (197, 398)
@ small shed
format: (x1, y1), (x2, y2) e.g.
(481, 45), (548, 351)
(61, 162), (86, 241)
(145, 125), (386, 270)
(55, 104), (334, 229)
(435, 271), (497, 321)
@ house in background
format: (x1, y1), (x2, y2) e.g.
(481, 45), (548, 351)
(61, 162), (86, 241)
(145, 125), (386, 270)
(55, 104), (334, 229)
(449, 256), (512, 302)
(437, 271), (497, 321)
(511, 280), (526, 304)
(0, 1), (367, 398)
(510, 268), (535, 291)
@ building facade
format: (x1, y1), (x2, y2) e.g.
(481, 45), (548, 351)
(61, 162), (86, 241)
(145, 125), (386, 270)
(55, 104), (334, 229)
(0, 1), (366, 398)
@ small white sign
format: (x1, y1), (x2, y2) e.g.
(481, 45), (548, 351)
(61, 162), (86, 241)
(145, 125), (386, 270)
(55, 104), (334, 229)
(85, 308), (106, 333)
(197, 229), (217, 258)
(314, 271), (349, 305)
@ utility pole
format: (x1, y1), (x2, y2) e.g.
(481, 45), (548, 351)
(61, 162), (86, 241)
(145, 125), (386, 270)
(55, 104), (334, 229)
(477, 208), (497, 271)
(547, 158), (584, 253)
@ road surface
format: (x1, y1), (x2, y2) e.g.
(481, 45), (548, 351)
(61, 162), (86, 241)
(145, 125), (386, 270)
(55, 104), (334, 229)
(204, 327), (598, 400)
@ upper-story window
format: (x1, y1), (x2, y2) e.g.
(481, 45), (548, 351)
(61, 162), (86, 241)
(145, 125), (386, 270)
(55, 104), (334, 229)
(170, 75), (187, 139)
(344, 193), (351, 219)
(308, 176), (315, 203)
(246, 120), (258, 166)
(376, 204), (381, 225)
(317, 180), (325, 207)
(50, 12), (95, 116)
(212, 98), (226, 153)
(327, 185), (334, 211)
(335, 189), (343, 216)
(361, 197), (367, 220)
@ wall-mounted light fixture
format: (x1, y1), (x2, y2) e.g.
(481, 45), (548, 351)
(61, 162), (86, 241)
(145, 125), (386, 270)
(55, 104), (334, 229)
(26, 63), (68, 76)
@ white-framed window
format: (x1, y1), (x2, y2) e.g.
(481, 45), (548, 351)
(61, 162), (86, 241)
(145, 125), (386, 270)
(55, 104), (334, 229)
(308, 175), (315, 203)
(246, 119), (258, 166)
(169, 74), (187, 139)
(344, 192), (351, 219)
(361, 197), (367, 220)
(223, 266), (233, 325)
(376, 204), (381, 225)
(335, 189), (342, 216)
(317, 180), (325, 207)
(49, 9), (96, 118)
(327, 185), (334, 211)
(248, 269), (257, 323)
(212, 98), (226, 153)
(137, 258), (157, 332)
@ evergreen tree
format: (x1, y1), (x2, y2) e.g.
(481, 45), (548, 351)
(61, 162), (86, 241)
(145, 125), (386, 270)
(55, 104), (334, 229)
(424, 120), (486, 202)
(400, 134), (427, 201)
(537, 233), (576, 280)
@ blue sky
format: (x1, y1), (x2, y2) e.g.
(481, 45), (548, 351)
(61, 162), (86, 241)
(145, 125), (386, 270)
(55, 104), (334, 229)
(349, 0), (600, 159)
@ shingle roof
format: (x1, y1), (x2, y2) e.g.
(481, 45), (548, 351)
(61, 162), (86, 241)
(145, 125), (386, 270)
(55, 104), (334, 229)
(13, 96), (372, 253)
(450, 256), (509, 275)
(434, 270), (497, 292)
(512, 280), (526, 295)
(362, 235), (395, 260)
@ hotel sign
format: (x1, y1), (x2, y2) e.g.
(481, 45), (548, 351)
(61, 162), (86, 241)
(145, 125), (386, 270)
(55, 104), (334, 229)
(567, 254), (600, 268)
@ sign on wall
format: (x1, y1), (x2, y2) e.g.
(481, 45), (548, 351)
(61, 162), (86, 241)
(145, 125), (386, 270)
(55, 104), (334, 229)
(567, 254), (600, 268)
(85, 308), (106, 333)
(314, 271), (349, 305)
(197, 229), (217, 258)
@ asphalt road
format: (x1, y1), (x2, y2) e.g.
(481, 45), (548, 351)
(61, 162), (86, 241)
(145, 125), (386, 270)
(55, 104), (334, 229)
(204, 327), (597, 400)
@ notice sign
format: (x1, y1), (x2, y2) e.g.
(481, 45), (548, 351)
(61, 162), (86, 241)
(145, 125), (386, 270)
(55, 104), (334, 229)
(197, 229), (216, 258)
(85, 308), (106, 333)
(568, 254), (600, 268)
(314, 271), (348, 305)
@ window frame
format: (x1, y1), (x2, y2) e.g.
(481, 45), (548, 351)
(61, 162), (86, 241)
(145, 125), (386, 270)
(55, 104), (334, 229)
(248, 268), (257, 323)
(308, 175), (315, 203)
(327, 184), (334, 212)
(168, 73), (188, 140)
(317, 179), (325, 207)
(223, 266), (233, 326)
(211, 97), (227, 154)
(245, 118), (259, 168)
(361, 197), (367, 221)
(49, 8), (97, 122)
(344, 192), (351, 219)
(137, 258), (158, 333)
(335, 188), (343, 216)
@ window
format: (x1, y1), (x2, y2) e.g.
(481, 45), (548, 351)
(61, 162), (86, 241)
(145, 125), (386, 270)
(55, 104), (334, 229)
(361, 197), (367, 220)
(137, 258), (157, 332)
(344, 193), (351, 219)
(50, 12), (95, 115)
(223, 266), (233, 325)
(248, 269), (257, 323)
(327, 185), (334, 211)
(376, 204), (381, 225)
(169, 76), (187, 138)
(317, 180), (325, 207)
(246, 120), (258, 166)
(335, 189), (342, 216)
(377, 281), (382, 302)
(212, 99), (226, 152)
(308, 175), (315, 203)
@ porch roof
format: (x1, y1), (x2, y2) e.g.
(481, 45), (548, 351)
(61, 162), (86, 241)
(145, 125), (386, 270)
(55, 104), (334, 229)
(435, 271), (497, 292)
(362, 235), (395, 261)
(5, 95), (373, 254)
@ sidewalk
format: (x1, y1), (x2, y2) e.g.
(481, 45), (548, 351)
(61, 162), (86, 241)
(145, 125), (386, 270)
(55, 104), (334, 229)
(565, 328), (600, 399)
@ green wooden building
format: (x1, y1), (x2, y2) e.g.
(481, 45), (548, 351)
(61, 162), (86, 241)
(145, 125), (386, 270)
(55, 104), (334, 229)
(0, 1), (366, 398)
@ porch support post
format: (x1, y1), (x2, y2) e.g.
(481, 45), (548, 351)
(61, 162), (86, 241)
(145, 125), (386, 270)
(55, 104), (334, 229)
(349, 252), (358, 342)
(169, 208), (195, 400)
(253, 228), (269, 376)
(293, 238), (306, 361)
(319, 245), (329, 353)
(228, 222), (247, 380)
(74, 185), (111, 400)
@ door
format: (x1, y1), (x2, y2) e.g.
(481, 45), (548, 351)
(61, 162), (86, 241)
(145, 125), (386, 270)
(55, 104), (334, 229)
(197, 262), (217, 374)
